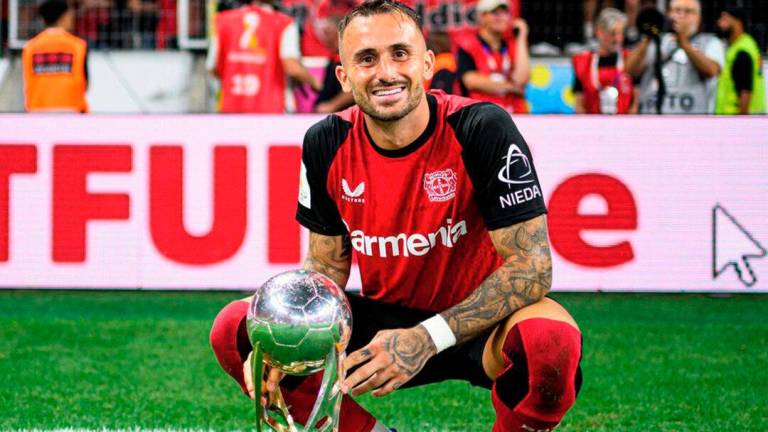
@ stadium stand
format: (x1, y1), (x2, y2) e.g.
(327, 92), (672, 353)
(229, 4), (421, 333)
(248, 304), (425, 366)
(0, 0), (765, 112)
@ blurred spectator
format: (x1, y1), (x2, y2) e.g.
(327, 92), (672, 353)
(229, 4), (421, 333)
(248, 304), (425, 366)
(425, 30), (459, 94)
(155, 0), (177, 49)
(626, 0), (723, 114)
(311, 0), (355, 113)
(74, 0), (112, 48)
(22, 0), (88, 112)
(128, 0), (159, 48)
(456, 0), (530, 113)
(583, 0), (640, 44)
(572, 8), (637, 114)
(714, 6), (765, 114)
(207, 0), (321, 113)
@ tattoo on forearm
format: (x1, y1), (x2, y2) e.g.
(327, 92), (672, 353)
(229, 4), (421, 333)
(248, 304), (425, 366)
(441, 216), (552, 344)
(302, 232), (352, 288)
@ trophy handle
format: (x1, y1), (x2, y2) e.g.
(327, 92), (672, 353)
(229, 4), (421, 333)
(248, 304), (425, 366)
(253, 342), (297, 432)
(252, 344), (345, 432)
(304, 350), (345, 432)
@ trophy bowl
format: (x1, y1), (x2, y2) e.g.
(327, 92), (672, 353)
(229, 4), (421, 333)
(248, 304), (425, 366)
(247, 270), (353, 375)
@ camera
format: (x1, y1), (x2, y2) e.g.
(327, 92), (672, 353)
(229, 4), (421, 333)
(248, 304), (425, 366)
(636, 6), (672, 38)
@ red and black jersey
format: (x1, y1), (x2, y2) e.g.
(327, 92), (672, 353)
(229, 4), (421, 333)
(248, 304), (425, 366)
(296, 91), (545, 312)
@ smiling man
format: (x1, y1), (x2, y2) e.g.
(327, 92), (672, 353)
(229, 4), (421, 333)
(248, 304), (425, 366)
(210, 1), (583, 431)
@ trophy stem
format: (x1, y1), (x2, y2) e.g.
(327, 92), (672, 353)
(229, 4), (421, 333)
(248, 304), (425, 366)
(253, 342), (266, 432)
(304, 350), (345, 432)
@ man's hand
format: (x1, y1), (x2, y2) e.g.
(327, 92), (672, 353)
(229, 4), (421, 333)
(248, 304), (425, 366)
(512, 18), (529, 39)
(243, 351), (285, 406)
(672, 20), (691, 47)
(342, 326), (436, 397)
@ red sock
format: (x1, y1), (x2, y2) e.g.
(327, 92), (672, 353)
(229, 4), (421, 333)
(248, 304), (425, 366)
(209, 300), (251, 395)
(491, 318), (582, 432)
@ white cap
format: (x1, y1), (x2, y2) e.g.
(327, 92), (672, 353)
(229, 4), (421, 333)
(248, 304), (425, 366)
(476, 0), (509, 13)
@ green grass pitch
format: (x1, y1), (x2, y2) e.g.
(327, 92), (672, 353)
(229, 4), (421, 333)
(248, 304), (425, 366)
(1, 290), (767, 431)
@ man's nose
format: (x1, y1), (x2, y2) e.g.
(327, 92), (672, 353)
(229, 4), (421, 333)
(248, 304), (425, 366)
(375, 56), (399, 82)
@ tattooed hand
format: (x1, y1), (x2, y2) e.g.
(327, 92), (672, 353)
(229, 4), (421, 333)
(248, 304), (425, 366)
(341, 325), (436, 397)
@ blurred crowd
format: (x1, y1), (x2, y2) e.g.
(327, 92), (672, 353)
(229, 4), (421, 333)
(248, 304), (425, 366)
(10, 0), (768, 115)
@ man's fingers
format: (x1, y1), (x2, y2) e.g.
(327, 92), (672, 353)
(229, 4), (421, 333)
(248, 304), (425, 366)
(351, 366), (398, 397)
(243, 352), (255, 400)
(266, 368), (284, 393)
(341, 355), (386, 394)
(343, 346), (374, 371)
(372, 378), (403, 397)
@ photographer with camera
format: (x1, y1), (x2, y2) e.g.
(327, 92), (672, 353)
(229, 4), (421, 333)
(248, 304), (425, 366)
(626, 0), (724, 114)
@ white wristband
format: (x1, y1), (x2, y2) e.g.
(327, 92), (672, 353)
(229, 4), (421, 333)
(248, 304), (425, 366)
(420, 314), (456, 353)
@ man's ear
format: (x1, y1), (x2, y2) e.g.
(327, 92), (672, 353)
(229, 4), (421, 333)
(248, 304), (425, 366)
(336, 64), (352, 93)
(423, 49), (436, 81)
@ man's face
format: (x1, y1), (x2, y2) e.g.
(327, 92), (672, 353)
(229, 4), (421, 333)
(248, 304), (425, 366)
(596, 21), (625, 54)
(669, 0), (701, 37)
(716, 12), (736, 38)
(479, 6), (511, 35)
(336, 12), (434, 122)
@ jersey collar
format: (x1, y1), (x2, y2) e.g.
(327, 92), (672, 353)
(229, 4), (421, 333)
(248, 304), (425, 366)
(364, 93), (438, 158)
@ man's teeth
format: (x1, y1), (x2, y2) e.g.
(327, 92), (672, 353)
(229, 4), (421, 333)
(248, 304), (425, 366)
(374, 87), (404, 96)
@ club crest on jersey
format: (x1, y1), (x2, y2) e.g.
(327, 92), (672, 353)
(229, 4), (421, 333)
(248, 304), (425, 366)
(424, 169), (457, 202)
(341, 179), (365, 203)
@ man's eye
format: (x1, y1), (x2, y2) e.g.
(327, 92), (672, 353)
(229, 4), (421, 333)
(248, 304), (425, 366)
(360, 55), (375, 64)
(394, 50), (408, 59)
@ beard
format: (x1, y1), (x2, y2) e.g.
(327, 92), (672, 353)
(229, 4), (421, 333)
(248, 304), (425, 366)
(352, 79), (424, 123)
(716, 26), (733, 39)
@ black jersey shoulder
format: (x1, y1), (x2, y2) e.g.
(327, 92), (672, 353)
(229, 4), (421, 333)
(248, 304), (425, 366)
(303, 113), (354, 163)
(446, 102), (547, 230)
(296, 114), (353, 236)
(446, 101), (517, 150)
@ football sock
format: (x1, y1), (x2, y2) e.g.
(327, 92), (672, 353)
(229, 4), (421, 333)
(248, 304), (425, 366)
(209, 300), (252, 394)
(491, 318), (582, 432)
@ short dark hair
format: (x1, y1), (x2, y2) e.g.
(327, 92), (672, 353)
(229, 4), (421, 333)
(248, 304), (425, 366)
(338, 0), (422, 43)
(38, 0), (69, 26)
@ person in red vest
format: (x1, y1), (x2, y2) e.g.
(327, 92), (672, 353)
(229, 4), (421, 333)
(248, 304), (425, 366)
(207, 0), (321, 113)
(572, 7), (637, 114)
(22, 0), (89, 113)
(456, 0), (529, 113)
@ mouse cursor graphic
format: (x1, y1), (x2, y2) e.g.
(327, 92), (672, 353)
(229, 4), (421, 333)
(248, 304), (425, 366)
(712, 204), (767, 288)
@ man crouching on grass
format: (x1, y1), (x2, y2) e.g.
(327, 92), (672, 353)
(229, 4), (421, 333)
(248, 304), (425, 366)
(210, 1), (583, 430)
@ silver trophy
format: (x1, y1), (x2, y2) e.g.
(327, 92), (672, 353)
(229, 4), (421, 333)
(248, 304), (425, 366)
(247, 270), (353, 432)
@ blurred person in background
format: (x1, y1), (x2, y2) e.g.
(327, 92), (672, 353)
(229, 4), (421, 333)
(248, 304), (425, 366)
(572, 7), (637, 114)
(583, 0), (640, 44)
(312, 0), (356, 113)
(456, 0), (530, 113)
(22, 0), (89, 112)
(74, 0), (112, 47)
(715, 5), (765, 114)
(626, 0), (723, 114)
(207, 0), (321, 113)
(425, 30), (459, 94)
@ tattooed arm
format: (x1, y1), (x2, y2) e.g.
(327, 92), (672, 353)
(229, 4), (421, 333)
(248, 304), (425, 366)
(302, 231), (353, 289)
(441, 214), (552, 343)
(342, 215), (552, 398)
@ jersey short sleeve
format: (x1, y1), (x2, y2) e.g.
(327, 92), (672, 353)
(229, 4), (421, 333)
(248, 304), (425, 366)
(295, 115), (349, 236)
(279, 22), (300, 60)
(448, 102), (546, 230)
